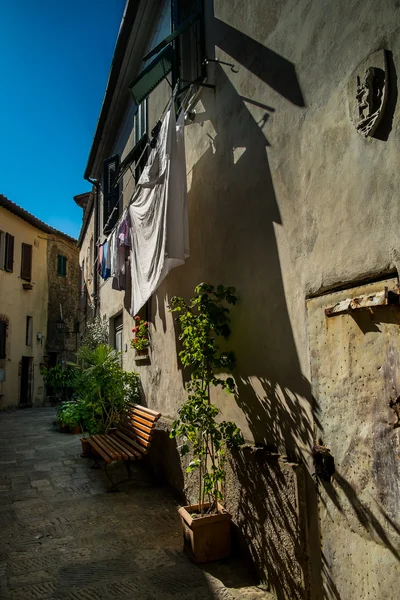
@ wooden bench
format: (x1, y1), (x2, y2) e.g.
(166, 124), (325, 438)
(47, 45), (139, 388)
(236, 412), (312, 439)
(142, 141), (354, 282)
(80, 403), (161, 491)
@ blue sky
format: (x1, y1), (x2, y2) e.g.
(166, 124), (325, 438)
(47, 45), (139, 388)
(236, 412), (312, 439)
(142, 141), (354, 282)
(0, 0), (126, 239)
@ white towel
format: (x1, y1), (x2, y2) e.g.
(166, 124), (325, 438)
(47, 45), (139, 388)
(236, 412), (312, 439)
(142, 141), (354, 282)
(129, 108), (189, 316)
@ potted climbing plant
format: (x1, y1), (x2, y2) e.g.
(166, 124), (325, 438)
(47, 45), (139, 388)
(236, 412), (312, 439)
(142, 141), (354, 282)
(131, 315), (150, 359)
(169, 283), (243, 563)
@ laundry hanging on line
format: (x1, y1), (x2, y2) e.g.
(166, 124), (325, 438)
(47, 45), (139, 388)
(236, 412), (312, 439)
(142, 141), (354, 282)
(128, 106), (189, 316)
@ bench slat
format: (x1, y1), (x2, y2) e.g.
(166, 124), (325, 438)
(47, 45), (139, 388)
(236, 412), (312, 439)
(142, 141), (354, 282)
(123, 413), (155, 429)
(92, 435), (122, 461)
(100, 435), (130, 460)
(115, 430), (147, 455)
(130, 404), (161, 419)
(124, 418), (152, 435)
(109, 434), (139, 459)
(124, 407), (159, 423)
(118, 424), (151, 449)
(87, 437), (113, 464)
(120, 418), (152, 439)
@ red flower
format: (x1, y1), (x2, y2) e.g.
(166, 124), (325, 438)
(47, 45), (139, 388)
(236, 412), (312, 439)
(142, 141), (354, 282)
(134, 315), (140, 321)
(144, 321), (148, 326)
(132, 328), (135, 333)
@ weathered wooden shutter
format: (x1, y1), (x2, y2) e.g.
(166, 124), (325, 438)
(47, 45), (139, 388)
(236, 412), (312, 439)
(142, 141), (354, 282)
(4, 233), (14, 272)
(0, 320), (6, 359)
(172, 0), (201, 26)
(103, 155), (120, 234)
(171, 0), (204, 86)
(57, 254), (67, 276)
(21, 244), (32, 281)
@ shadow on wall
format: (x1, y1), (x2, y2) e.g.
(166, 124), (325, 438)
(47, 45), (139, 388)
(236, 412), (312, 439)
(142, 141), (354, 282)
(150, 16), (322, 598)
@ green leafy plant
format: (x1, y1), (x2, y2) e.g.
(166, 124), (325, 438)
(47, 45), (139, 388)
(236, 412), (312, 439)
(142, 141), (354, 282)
(169, 283), (243, 515)
(41, 363), (77, 403)
(56, 400), (84, 430)
(75, 344), (140, 434)
(130, 316), (150, 352)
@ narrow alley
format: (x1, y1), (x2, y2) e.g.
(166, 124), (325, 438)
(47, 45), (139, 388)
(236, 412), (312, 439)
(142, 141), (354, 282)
(0, 408), (273, 600)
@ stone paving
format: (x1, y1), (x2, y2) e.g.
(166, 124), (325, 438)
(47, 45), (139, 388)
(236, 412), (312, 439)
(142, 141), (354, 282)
(0, 408), (274, 600)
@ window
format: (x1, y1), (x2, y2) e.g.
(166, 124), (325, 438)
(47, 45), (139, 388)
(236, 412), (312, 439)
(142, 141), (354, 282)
(26, 316), (33, 346)
(113, 314), (123, 366)
(130, 0), (205, 104)
(172, 0), (205, 89)
(57, 254), (67, 277)
(103, 154), (120, 234)
(20, 243), (32, 281)
(0, 231), (5, 269)
(0, 320), (6, 359)
(4, 233), (14, 272)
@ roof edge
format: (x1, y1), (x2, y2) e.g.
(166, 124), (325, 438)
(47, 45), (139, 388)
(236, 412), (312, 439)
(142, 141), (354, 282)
(0, 194), (77, 245)
(84, 0), (141, 181)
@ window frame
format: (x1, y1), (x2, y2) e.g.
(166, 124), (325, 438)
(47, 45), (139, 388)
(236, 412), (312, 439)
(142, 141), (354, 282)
(26, 316), (33, 346)
(4, 233), (14, 273)
(0, 319), (6, 359)
(20, 243), (32, 282)
(57, 254), (67, 277)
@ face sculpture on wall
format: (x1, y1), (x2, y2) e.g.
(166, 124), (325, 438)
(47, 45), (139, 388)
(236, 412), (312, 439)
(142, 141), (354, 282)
(350, 49), (388, 138)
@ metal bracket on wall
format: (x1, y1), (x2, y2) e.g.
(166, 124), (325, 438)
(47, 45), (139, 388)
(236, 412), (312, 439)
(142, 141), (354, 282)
(203, 57), (239, 73)
(325, 286), (400, 317)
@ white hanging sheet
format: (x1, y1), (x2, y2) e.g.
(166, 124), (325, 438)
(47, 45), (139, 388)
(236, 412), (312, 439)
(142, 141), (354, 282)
(128, 107), (189, 316)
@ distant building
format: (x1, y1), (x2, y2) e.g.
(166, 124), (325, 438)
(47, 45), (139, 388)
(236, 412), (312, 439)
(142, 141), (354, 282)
(0, 194), (79, 408)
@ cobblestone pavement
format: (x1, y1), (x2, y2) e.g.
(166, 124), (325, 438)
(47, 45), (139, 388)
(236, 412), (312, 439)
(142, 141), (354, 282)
(0, 408), (274, 600)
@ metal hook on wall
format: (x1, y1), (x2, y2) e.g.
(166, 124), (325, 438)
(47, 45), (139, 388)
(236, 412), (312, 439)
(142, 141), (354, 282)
(203, 57), (239, 73)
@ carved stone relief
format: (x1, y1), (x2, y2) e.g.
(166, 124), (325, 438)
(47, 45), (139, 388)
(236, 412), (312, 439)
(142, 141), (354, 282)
(349, 49), (388, 137)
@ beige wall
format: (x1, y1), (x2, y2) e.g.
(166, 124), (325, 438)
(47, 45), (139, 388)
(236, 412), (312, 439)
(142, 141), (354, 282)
(0, 207), (48, 408)
(78, 208), (96, 332)
(85, 1), (400, 596)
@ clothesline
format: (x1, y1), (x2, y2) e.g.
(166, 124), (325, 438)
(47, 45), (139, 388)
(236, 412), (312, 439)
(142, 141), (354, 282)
(96, 83), (194, 249)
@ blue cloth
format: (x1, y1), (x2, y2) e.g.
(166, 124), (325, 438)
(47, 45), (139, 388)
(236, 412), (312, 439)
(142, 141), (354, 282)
(100, 241), (111, 280)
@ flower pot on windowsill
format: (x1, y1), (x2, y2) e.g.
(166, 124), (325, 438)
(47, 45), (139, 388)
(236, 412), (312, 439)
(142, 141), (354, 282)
(134, 348), (149, 360)
(178, 502), (231, 563)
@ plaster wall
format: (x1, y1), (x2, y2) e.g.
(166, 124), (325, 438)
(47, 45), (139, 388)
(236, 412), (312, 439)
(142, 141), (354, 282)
(86, 1), (400, 597)
(0, 207), (48, 408)
(78, 209), (96, 334)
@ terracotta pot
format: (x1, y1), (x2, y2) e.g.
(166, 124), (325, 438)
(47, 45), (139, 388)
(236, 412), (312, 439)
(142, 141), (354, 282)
(135, 349), (149, 360)
(179, 502), (231, 563)
(69, 424), (81, 434)
(80, 437), (91, 457)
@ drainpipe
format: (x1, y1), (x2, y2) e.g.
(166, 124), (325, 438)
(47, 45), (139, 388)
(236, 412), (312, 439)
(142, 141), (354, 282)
(85, 176), (100, 317)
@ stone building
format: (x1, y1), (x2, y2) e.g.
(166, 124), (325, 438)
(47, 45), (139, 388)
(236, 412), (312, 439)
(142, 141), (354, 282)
(0, 194), (79, 408)
(77, 1), (400, 598)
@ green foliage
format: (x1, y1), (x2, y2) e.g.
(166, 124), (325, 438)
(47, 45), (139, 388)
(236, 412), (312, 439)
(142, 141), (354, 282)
(56, 400), (85, 429)
(41, 363), (77, 403)
(48, 345), (140, 434)
(130, 316), (150, 351)
(80, 315), (109, 350)
(74, 344), (140, 434)
(169, 283), (243, 514)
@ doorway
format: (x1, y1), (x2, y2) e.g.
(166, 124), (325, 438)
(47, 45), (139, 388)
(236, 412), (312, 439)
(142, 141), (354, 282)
(20, 356), (33, 407)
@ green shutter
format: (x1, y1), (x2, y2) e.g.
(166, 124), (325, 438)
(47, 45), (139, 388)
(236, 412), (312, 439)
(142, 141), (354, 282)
(57, 254), (67, 276)
(129, 46), (173, 106)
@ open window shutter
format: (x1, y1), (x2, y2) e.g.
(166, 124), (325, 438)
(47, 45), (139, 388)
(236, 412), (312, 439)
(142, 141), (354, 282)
(103, 155), (120, 234)
(21, 244), (32, 281)
(5, 233), (14, 272)
(172, 0), (202, 27)
(171, 0), (205, 87)
(0, 320), (6, 359)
